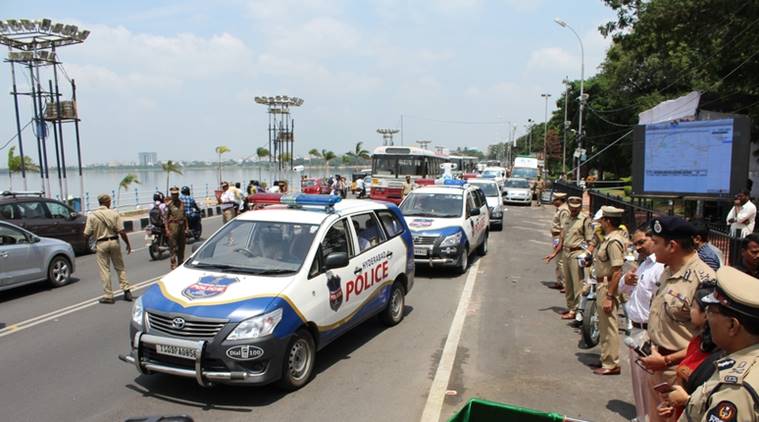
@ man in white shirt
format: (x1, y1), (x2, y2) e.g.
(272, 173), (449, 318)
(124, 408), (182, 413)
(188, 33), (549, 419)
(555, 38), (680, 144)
(218, 182), (238, 223)
(727, 190), (756, 238)
(619, 227), (665, 422)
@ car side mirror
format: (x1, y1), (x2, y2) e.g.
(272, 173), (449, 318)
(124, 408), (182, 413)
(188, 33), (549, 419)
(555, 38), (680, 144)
(324, 252), (349, 270)
(69, 211), (79, 220)
(469, 208), (481, 216)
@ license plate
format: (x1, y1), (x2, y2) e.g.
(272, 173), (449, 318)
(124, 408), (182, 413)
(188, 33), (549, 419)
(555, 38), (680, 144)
(414, 247), (428, 256)
(156, 344), (198, 360)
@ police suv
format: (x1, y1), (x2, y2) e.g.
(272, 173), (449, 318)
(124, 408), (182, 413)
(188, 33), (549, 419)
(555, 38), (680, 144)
(120, 194), (414, 390)
(399, 180), (489, 274)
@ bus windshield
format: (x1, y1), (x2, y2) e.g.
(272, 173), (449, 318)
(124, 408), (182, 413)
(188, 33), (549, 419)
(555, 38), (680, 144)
(511, 168), (538, 179)
(372, 154), (445, 178)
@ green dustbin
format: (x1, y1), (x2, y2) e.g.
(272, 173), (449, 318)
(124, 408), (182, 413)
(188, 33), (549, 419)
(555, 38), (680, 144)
(448, 398), (586, 422)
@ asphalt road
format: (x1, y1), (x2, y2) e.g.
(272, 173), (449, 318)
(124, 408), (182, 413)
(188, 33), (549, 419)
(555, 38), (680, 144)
(0, 204), (634, 422)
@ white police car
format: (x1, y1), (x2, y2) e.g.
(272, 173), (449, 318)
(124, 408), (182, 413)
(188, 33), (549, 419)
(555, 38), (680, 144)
(120, 194), (414, 390)
(399, 180), (489, 274)
(467, 178), (504, 231)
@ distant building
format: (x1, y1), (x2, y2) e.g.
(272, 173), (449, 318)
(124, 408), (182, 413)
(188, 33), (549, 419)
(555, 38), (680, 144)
(138, 152), (158, 167)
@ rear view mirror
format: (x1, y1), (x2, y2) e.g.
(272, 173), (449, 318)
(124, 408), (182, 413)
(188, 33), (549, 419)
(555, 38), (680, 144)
(469, 208), (481, 216)
(324, 252), (349, 270)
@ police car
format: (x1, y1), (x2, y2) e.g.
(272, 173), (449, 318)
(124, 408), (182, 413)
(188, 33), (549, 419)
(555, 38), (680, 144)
(119, 194), (414, 390)
(399, 180), (489, 273)
(466, 178), (504, 231)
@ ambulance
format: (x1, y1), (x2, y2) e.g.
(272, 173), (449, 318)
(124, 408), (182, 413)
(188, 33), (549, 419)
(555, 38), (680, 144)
(119, 194), (414, 390)
(399, 180), (490, 274)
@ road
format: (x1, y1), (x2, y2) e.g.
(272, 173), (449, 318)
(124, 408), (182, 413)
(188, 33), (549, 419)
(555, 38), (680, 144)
(0, 205), (634, 422)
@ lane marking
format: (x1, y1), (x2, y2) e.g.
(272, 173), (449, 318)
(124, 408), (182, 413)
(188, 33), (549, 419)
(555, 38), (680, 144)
(0, 276), (161, 338)
(420, 260), (480, 422)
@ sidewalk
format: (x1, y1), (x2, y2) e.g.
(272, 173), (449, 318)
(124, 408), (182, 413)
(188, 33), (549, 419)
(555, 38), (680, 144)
(438, 205), (634, 422)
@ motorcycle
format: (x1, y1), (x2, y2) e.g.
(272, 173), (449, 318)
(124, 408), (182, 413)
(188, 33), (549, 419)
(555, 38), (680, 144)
(575, 247), (600, 347)
(145, 224), (169, 261)
(188, 211), (203, 242)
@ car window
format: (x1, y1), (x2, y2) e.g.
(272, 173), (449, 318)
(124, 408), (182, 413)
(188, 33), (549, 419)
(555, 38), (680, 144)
(0, 204), (17, 219)
(16, 201), (49, 219)
(46, 201), (72, 219)
(466, 192), (477, 217)
(351, 212), (387, 253)
(0, 224), (29, 245)
(473, 190), (486, 208)
(376, 210), (403, 238)
(310, 219), (353, 277)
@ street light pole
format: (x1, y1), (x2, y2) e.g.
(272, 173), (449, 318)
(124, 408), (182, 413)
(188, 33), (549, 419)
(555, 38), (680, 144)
(554, 18), (585, 185)
(541, 93), (551, 179)
(562, 77), (570, 178)
(527, 118), (534, 155)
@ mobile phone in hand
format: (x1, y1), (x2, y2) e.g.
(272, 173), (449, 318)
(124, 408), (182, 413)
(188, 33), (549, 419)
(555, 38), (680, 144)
(653, 382), (675, 393)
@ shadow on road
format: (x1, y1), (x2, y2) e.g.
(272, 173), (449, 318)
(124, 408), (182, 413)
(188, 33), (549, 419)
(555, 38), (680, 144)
(0, 277), (81, 303)
(414, 254), (484, 279)
(538, 305), (567, 315)
(574, 351), (601, 368)
(606, 399), (636, 420)
(126, 305), (415, 411)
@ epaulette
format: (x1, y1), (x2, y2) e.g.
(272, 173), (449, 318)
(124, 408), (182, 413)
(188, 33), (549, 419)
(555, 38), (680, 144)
(716, 357), (756, 385)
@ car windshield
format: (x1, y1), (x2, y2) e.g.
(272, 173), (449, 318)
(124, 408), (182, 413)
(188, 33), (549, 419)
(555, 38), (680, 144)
(400, 192), (463, 218)
(481, 170), (500, 178)
(511, 168), (538, 179)
(471, 183), (499, 196)
(302, 180), (316, 187)
(188, 220), (318, 275)
(505, 179), (530, 188)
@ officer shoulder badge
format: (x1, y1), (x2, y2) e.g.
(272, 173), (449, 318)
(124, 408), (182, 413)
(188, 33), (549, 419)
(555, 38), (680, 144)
(706, 400), (737, 422)
(182, 275), (239, 300)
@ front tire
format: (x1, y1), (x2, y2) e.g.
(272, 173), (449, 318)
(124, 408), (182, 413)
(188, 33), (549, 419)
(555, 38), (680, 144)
(456, 246), (469, 275)
(380, 282), (406, 326)
(581, 299), (600, 347)
(478, 232), (488, 256)
(48, 255), (71, 287)
(148, 242), (161, 260)
(277, 329), (316, 391)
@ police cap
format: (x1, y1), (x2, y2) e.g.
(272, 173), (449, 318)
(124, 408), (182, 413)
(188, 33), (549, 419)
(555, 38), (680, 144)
(567, 196), (582, 208)
(703, 266), (759, 318)
(601, 206), (624, 218)
(97, 193), (111, 204)
(650, 216), (694, 239)
(553, 192), (567, 200)
(169, 186), (180, 194)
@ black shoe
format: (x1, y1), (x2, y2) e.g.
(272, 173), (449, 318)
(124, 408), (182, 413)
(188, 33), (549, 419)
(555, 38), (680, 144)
(99, 297), (115, 304)
(123, 290), (133, 302)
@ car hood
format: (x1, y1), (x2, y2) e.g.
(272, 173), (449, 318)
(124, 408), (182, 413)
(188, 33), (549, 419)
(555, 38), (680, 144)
(140, 265), (298, 322)
(407, 217), (464, 234)
(505, 187), (531, 194)
(38, 236), (73, 250)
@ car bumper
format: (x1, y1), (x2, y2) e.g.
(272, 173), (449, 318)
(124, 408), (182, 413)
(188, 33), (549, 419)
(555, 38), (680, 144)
(504, 196), (531, 204)
(121, 328), (289, 386)
(413, 245), (463, 267)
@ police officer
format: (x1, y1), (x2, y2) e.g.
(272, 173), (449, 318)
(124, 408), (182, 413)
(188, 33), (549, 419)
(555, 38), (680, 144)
(165, 186), (188, 270)
(662, 267), (759, 421)
(550, 192), (570, 290)
(591, 206), (628, 375)
(545, 196), (593, 320)
(83, 194), (132, 304)
(641, 216), (717, 421)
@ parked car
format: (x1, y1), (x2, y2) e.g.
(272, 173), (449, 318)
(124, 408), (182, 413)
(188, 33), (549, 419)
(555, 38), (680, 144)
(0, 191), (90, 254)
(467, 178), (504, 231)
(502, 178), (532, 205)
(0, 220), (76, 291)
(300, 178), (329, 194)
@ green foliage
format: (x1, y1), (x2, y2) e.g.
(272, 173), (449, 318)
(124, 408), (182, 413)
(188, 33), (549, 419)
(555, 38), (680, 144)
(256, 147), (270, 160)
(7, 146), (40, 173)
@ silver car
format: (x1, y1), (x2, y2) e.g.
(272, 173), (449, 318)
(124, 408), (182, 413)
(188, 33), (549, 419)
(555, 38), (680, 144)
(0, 220), (75, 291)
(503, 178), (532, 205)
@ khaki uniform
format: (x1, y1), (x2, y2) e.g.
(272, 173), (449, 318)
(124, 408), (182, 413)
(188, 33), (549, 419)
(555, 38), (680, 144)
(165, 201), (187, 269)
(646, 254), (716, 421)
(84, 206), (130, 299)
(592, 229), (628, 369)
(535, 180), (545, 206)
(680, 344), (759, 422)
(551, 204), (570, 284)
(561, 212), (593, 311)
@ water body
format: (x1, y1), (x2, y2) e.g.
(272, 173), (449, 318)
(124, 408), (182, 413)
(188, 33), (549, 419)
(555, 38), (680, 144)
(1, 165), (362, 211)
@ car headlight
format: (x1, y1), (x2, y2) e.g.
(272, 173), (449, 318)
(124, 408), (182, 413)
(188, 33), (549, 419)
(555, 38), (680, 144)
(131, 296), (144, 328)
(440, 231), (463, 247)
(227, 308), (283, 340)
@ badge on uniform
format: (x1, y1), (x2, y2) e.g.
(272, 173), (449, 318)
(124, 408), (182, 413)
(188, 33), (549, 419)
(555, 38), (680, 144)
(717, 358), (736, 371)
(706, 401), (737, 422)
(327, 271), (343, 312)
(182, 275), (239, 300)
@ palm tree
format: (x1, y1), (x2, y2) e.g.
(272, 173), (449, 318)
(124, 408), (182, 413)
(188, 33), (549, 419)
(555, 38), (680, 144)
(161, 160), (183, 193)
(321, 149), (336, 174)
(341, 154), (352, 165)
(215, 145), (231, 186)
(348, 141), (370, 160)
(307, 148), (322, 173)
(7, 146), (40, 190)
(117, 174), (140, 207)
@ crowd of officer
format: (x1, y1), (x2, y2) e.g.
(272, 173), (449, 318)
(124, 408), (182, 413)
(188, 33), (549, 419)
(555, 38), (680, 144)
(545, 193), (759, 421)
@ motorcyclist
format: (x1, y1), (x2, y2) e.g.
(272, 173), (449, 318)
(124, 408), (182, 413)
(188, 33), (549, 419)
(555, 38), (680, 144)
(179, 186), (201, 234)
(149, 192), (167, 230)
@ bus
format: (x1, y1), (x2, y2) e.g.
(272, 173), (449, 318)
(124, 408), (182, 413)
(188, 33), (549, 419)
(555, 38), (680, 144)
(370, 146), (448, 204)
(448, 155), (478, 176)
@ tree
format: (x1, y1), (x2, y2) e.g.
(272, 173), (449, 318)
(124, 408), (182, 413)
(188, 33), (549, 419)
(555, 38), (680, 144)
(117, 174), (140, 206)
(7, 146), (40, 190)
(214, 145), (231, 186)
(346, 141), (370, 161)
(321, 150), (336, 174)
(161, 160), (183, 193)
(256, 147), (270, 161)
(341, 154), (352, 165)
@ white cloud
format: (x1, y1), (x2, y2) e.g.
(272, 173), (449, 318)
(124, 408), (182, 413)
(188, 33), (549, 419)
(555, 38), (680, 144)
(527, 47), (576, 71)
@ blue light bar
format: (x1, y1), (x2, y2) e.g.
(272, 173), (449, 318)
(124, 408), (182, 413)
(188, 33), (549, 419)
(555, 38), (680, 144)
(281, 194), (342, 206)
(435, 179), (466, 186)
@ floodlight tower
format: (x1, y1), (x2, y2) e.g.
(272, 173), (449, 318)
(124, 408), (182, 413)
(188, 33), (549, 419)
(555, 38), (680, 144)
(1, 19), (90, 203)
(254, 95), (304, 179)
(416, 139), (431, 150)
(377, 128), (399, 146)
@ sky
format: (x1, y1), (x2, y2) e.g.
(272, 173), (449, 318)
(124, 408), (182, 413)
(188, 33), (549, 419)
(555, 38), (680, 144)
(1, 0), (617, 165)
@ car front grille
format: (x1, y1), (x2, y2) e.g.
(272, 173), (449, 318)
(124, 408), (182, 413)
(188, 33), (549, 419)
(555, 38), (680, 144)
(147, 312), (227, 340)
(413, 236), (437, 246)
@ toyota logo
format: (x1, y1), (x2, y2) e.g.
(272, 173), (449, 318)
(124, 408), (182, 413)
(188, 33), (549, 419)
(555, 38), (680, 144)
(171, 317), (186, 329)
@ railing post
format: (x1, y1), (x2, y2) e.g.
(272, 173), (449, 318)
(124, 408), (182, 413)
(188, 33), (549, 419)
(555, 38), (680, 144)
(85, 192), (90, 212)
(135, 187), (139, 209)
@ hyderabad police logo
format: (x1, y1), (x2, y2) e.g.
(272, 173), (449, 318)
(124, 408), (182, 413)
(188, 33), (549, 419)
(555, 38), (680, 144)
(326, 271), (343, 312)
(182, 275), (239, 300)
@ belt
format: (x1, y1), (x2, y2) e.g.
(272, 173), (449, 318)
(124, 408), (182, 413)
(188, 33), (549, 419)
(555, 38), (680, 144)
(566, 246), (583, 252)
(631, 322), (648, 330)
(96, 236), (118, 243)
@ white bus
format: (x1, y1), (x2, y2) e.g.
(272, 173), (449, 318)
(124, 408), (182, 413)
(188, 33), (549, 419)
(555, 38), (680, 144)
(370, 146), (448, 204)
(448, 155), (478, 176)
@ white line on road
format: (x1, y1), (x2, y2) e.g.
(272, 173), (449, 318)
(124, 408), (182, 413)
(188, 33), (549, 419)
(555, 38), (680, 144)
(420, 260), (480, 422)
(0, 276), (161, 338)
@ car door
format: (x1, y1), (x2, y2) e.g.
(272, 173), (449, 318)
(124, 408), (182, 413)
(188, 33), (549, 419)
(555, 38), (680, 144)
(463, 192), (478, 249)
(0, 223), (43, 286)
(15, 200), (55, 239)
(44, 200), (80, 246)
(475, 189), (490, 231)
(346, 212), (395, 317)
